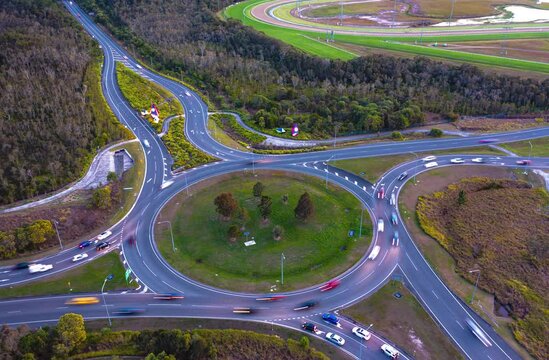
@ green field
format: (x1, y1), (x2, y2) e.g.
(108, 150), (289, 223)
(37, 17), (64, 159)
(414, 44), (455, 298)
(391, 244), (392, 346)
(501, 137), (549, 157)
(156, 171), (372, 292)
(0, 252), (128, 298)
(225, 0), (549, 73)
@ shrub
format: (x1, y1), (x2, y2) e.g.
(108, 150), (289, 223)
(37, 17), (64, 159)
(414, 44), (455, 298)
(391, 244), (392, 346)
(428, 128), (443, 137)
(391, 131), (404, 140)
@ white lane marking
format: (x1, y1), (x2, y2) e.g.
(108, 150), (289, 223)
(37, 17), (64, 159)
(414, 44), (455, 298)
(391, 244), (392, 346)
(56, 306), (68, 310)
(146, 178), (152, 183)
(147, 303), (182, 306)
(456, 320), (465, 329)
(0, 279), (8, 282)
(191, 305), (225, 308)
(143, 262), (156, 276)
(405, 252), (418, 271)
(0, 270), (10, 274)
(431, 289), (439, 299)
(357, 272), (374, 285)
(377, 249), (388, 266)
(8, 310), (21, 314)
(324, 289), (348, 300)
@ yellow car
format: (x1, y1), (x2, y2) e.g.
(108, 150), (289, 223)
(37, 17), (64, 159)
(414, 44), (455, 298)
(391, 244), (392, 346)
(66, 297), (100, 305)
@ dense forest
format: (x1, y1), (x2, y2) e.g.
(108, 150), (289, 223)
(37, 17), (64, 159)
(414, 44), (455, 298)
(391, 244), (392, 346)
(79, 0), (548, 139)
(0, 0), (128, 205)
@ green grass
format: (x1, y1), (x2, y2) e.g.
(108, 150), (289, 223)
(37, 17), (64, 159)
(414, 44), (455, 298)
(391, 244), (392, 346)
(156, 171), (372, 292)
(333, 146), (504, 183)
(342, 281), (463, 359)
(116, 63), (183, 132)
(225, 0), (549, 73)
(207, 115), (249, 151)
(500, 137), (549, 157)
(0, 252), (128, 298)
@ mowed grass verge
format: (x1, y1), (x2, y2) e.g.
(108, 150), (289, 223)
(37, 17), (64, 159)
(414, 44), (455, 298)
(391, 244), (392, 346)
(342, 281), (463, 359)
(0, 252), (128, 298)
(501, 137), (549, 157)
(156, 171), (372, 292)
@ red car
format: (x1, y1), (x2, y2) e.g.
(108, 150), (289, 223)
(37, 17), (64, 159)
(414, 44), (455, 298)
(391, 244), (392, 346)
(377, 186), (385, 199)
(256, 295), (286, 301)
(479, 139), (498, 143)
(516, 160), (532, 165)
(320, 280), (341, 292)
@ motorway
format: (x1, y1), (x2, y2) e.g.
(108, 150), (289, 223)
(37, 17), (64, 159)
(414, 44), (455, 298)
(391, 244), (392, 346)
(0, 1), (548, 359)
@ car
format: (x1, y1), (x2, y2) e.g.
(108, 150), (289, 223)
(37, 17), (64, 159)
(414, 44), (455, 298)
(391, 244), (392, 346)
(424, 161), (438, 169)
(294, 300), (317, 311)
(392, 231), (400, 246)
(28, 264), (53, 273)
(66, 297), (100, 305)
(12, 262), (30, 270)
(232, 307), (253, 314)
(479, 139), (498, 143)
(471, 158), (484, 163)
(389, 192), (396, 206)
(96, 242), (110, 251)
(421, 155), (436, 162)
(185, 91), (191, 96)
(302, 322), (317, 332)
(153, 293), (184, 300)
(377, 219), (385, 233)
(381, 343), (400, 358)
(97, 230), (112, 241)
(368, 245), (381, 260)
(450, 158), (465, 164)
(325, 332), (345, 346)
(516, 160), (532, 165)
(391, 211), (398, 225)
(465, 318), (492, 347)
(256, 295), (286, 301)
(377, 186), (385, 199)
(320, 280), (340, 292)
(114, 307), (145, 315)
(78, 240), (92, 249)
(127, 236), (135, 246)
(397, 172), (408, 181)
(352, 326), (371, 340)
(322, 313), (339, 325)
(72, 253), (88, 262)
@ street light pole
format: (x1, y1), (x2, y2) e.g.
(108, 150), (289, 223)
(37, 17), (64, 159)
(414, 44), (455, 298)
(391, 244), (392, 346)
(359, 207), (364, 238)
(410, 151), (418, 184)
(469, 269), (481, 304)
(158, 221), (175, 252)
(281, 253), (285, 285)
(52, 220), (63, 250)
(185, 172), (189, 195)
(101, 275), (113, 327)
(359, 323), (373, 360)
(528, 141), (533, 159)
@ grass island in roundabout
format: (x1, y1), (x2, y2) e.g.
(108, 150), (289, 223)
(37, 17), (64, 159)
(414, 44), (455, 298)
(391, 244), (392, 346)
(155, 170), (373, 293)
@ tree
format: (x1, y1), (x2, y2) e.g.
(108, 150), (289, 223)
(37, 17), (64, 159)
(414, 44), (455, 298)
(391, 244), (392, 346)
(236, 206), (250, 225)
(213, 193), (238, 219)
(429, 128), (443, 137)
(258, 195), (272, 220)
(26, 220), (55, 246)
(295, 192), (314, 221)
(299, 336), (310, 349)
(272, 225), (284, 241)
(391, 131), (404, 140)
(91, 185), (112, 209)
(252, 182), (264, 197)
(228, 225), (240, 240)
(107, 171), (118, 182)
(0, 231), (17, 259)
(458, 190), (467, 205)
(56, 313), (86, 354)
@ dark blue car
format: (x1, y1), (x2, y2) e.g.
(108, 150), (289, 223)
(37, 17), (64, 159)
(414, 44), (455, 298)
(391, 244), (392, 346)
(322, 313), (339, 325)
(78, 240), (92, 249)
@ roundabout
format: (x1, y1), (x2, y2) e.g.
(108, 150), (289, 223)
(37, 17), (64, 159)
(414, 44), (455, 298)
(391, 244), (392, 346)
(0, 1), (548, 359)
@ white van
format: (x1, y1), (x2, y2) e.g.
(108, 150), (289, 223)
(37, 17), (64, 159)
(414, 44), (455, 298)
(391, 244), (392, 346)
(143, 139), (150, 148)
(389, 193), (396, 206)
(377, 219), (385, 233)
(424, 161), (438, 169)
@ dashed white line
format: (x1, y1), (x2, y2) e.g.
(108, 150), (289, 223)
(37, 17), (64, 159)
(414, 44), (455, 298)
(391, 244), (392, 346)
(405, 252), (419, 271)
(431, 289), (439, 299)
(378, 250), (388, 266)
(456, 320), (464, 329)
(146, 178), (152, 183)
(8, 310), (21, 314)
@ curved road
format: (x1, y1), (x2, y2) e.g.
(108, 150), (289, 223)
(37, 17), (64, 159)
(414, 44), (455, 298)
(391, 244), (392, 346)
(1, 1), (548, 359)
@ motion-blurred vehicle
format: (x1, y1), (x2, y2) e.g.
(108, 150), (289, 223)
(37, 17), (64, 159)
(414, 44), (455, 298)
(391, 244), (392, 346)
(381, 343), (400, 358)
(377, 219), (385, 233)
(97, 230), (112, 241)
(232, 307), (253, 314)
(185, 91), (191, 96)
(28, 264), (53, 273)
(79, 240), (92, 249)
(389, 192), (396, 206)
(424, 161), (438, 169)
(154, 293), (184, 300)
(397, 172), (408, 181)
(96, 242), (110, 251)
(302, 322), (317, 332)
(368, 245), (381, 260)
(392, 231), (400, 246)
(12, 262), (30, 270)
(66, 297), (100, 305)
(465, 318), (492, 347)
(516, 160), (531, 165)
(72, 253), (88, 262)
(377, 186), (385, 199)
(322, 313), (339, 325)
(325, 332), (345, 346)
(256, 295), (286, 301)
(293, 300), (317, 311)
(479, 139), (498, 143)
(422, 155), (436, 162)
(450, 158), (465, 164)
(352, 326), (371, 340)
(127, 236), (135, 246)
(471, 158), (484, 163)
(114, 307), (145, 315)
(391, 211), (398, 225)
(320, 280), (340, 292)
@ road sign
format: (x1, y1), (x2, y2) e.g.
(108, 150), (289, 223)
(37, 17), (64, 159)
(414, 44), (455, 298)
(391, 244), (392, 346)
(125, 269), (131, 283)
(107, 274), (114, 281)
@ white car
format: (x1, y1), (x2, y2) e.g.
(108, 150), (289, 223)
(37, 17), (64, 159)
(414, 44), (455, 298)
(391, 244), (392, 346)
(28, 264), (53, 274)
(72, 253), (89, 262)
(368, 245), (381, 260)
(421, 155), (436, 162)
(424, 161), (438, 169)
(325, 332), (345, 346)
(377, 219), (385, 233)
(471, 158), (484, 163)
(185, 91), (191, 96)
(352, 327), (371, 340)
(381, 344), (400, 358)
(97, 230), (112, 241)
(450, 158), (465, 164)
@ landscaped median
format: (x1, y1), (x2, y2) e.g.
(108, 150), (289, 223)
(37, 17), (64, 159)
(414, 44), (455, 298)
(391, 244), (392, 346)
(155, 170), (372, 292)
(210, 113), (266, 147)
